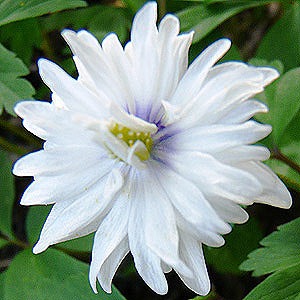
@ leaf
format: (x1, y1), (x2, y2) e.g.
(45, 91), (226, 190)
(240, 218), (300, 300)
(0, 150), (15, 239)
(0, 43), (35, 115)
(272, 67), (300, 144)
(177, 2), (270, 43)
(3, 248), (126, 300)
(122, 0), (147, 14)
(43, 5), (131, 43)
(204, 219), (263, 275)
(26, 205), (93, 252)
(0, 0), (87, 27)
(256, 3), (300, 71)
(0, 18), (42, 65)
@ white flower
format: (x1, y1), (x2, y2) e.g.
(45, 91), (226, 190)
(13, 1), (292, 296)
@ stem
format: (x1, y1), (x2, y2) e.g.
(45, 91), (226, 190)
(271, 148), (300, 176)
(0, 119), (41, 148)
(1, 234), (29, 249)
(0, 136), (28, 156)
(158, 0), (166, 20)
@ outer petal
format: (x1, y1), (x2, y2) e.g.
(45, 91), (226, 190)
(97, 237), (129, 293)
(177, 232), (210, 296)
(19, 158), (117, 205)
(128, 170), (168, 295)
(170, 39), (231, 106)
(238, 161), (292, 208)
(89, 192), (131, 293)
(156, 150), (263, 205)
(33, 167), (125, 253)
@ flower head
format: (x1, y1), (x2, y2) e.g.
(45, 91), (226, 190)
(13, 1), (292, 296)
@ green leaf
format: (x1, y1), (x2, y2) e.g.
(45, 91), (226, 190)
(43, 5), (131, 43)
(3, 248), (126, 300)
(272, 67), (300, 144)
(240, 218), (300, 300)
(177, 2), (270, 43)
(0, 43), (35, 115)
(0, 18), (42, 65)
(0, 150), (15, 238)
(122, 0), (147, 14)
(26, 205), (93, 252)
(256, 3), (300, 71)
(204, 219), (263, 275)
(0, 0), (87, 27)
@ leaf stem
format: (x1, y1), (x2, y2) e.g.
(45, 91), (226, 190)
(0, 136), (28, 156)
(271, 148), (300, 176)
(0, 234), (29, 249)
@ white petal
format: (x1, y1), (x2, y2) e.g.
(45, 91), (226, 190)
(160, 151), (263, 205)
(152, 160), (230, 234)
(177, 233), (210, 296)
(14, 100), (96, 146)
(128, 171), (168, 295)
(177, 68), (265, 127)
(20, 158), (117, 206)
(176, 213), (225, 247)
(38, 59), (108, 117)
(167, 121), (271, 153)
(12, 146), (105, 177)
(171, 38), (231, 106)
(142, 165), (192, 277)
(89, 193), (131, 293)
(239, 161), (292, 208)
(61, 29), (126, 108)
(33, 167), (125, 254)
(208, 197), (249, 224)
(97, 237), (129, 293)
(219, 99), (268, 124)
(213, 145), (270, 164)
(101, 33), (136, 114)
(130, 2), (160, 119)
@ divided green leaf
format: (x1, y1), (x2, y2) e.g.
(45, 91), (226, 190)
(0, 43), (35, 115)
(240, 218), (300, 300)
(0, 0), (87, 27)
(177, 1), (271, 43)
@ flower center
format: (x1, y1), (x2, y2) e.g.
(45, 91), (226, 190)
(109, 121), (153, 161)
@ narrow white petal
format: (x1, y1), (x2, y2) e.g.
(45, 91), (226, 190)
(20, 158), (117, 205)
(168, 121), (272, 153)
(177, 233), (210, 296)
(152, 160), (231, 234)
(239, 161), (292, 208)
(97, 237), (129, 293)
(89, 193), (131, 293)
(143, 166), (192, 277)
(213, 145), (270, 164)
(38, 59), (108, 117)
(171, 38), (231, 106)
(128, 172), (168, 295)
(219, 99), (268, 124)
(32, 167), (125, 253)
(161, 151), (263, 204)
(208, 197), (249, 224)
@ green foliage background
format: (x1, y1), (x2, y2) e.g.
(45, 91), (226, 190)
(0, 0), (299, 299)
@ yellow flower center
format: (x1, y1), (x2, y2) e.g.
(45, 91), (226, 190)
(109, 121), (153, 161)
